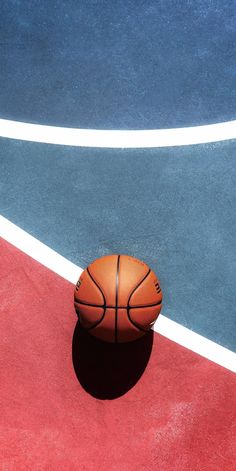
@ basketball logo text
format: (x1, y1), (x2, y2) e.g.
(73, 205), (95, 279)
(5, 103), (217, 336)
(75, 279), (82, 291)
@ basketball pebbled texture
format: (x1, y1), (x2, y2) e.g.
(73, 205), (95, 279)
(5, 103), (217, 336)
(74, 254), (163, 343)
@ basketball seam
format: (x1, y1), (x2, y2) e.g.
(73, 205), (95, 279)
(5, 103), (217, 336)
(127, 268), (151, 307)
(86, 267), (106, 306)
(79, 268), (107, 331)
(75, 307), (106, 331)
(74, 299), (162, 309)
(127, 268), (154, 333)
(127, 315), (149, 333)
(115, 255), (121, 343)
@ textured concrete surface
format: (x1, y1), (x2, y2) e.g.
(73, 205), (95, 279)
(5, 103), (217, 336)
(1, 138), (235, 350)
(0, 1), (235, 128)
(1, 238), (235, 470)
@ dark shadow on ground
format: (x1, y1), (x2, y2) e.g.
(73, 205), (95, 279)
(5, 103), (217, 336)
(72, 322), (153, 399)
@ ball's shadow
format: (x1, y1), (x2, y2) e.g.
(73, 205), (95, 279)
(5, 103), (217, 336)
(72, 322), (153, 399)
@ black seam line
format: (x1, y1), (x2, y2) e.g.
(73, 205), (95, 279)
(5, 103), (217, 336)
(84, 267), (107, 331)
(75, 307), (106, 331)
(127, 314), (149, 333)
(115, 255), (121, 343)
(74, 299), (162, 309)
(127, 268), (152, 333)
(127, 268), (151, 307)
(86, 267), (106, 305)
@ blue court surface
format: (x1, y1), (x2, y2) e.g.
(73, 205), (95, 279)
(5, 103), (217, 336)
(0, 2), (236, 470)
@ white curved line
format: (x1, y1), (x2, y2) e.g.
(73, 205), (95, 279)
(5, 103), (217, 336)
(0, 214), (235, 372)
(0, 118), (236, 148)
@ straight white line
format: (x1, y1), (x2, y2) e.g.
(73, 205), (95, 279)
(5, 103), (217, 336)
(0, 118), (236, 148)
(0, 214), (235, 373)
(0, 215), (82, 284)
(155, 316), (236, 373)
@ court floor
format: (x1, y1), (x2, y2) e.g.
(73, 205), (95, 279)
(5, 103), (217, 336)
(0, 2), (236, 470)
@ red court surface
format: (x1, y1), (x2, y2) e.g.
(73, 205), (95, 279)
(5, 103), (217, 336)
(1, 237), (235, 471)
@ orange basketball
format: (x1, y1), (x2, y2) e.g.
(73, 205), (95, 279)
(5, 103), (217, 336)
(74, 254), (163, 343)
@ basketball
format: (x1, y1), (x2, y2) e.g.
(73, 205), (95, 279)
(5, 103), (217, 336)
(74, 254), (163, 343)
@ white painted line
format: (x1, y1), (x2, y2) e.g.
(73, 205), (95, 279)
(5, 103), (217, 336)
(0, 215), (82, 284)
(154, 316), (236, 373)
(0, 214), (235, 373)
(0, 118), (236, 148)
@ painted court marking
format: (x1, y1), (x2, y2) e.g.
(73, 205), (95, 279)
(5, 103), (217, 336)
(0, 118), (236, 148)
(1, 214), (235, 373)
